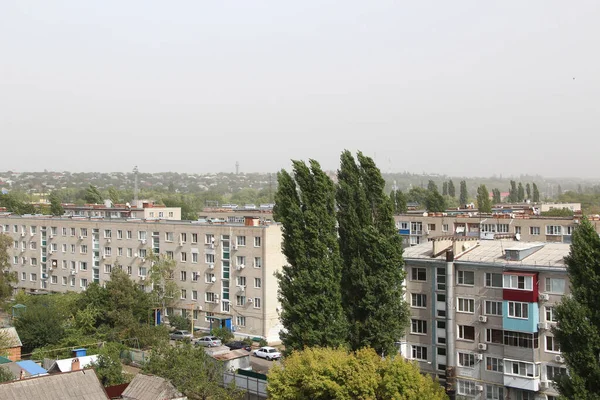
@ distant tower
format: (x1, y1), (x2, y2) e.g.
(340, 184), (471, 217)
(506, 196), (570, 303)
(235, 161), (240, 175)
(133, 166), (139, 206)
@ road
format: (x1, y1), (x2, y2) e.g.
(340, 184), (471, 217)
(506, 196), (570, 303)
(249, 353), (281, 374)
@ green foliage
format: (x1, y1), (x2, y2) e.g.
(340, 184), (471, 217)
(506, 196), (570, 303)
(390, 190), (408, 214)
(14, 299), (67, 354)
(447, 180), (456, 198)
(517, 182), (525, 202)
(258, 338), (268, 347)
(553, 217), (600, 399)
(48, 191), (64, 216)
(161, 196), (198, 220)
(526, 183), (531, 199)
(143, 342), (243, 400)
(148, 252), (179, 312)
(427, 180), (438, 192)
(442, 181), (448, 196)
(459, 181), (468, 205)
(0, 366), (14, 382)
(541, 208), (574, 217)
(406, 187), (429, 206)
(273, 160), (348, 352)
(91, 342), (131, 387)
(492, 188), (502, 204)
(0, 234), (17, 303)
(267, 347), (448, 400)
(0, 192), (36, 215)
(337, 151), (409, 356)
(108, 187), (120, 205)
(508, 180), (518, 203)
(84, 185), (103, 204)
(169, 314), (192, 331)
(476, 185), (492, 213)
(242, 337), (253, 346)
(211, 327), (234, 343)
(425, 188), (446, 212)
(532, 182), (540, 202)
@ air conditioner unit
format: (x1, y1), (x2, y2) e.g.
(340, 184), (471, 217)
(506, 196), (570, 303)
(247, 298), (253, 303)
(41, 273), (48, 279)
(478, 315), (488, 323)
(20, 232), (25, 237)
(214, 294), (220, 299)
(211, 276), (216, 283)
(540, 381), (550, 389)
(102, 255), (106, 260)
(555, 355), (565, 363)
(238, 285), (245, 292)
(476, 353), (484, 361)
(477, 343), (487, 351)
(79, 236), (84, 240)
(141, 258), (146, 263)
(209, 264), (214, 269)
(134, 253), (139, 258)
(70, 270), (76, 275)
(48, 249), (53, 254)
(140, 276), (146, 281)
(538, 322), (549, 330)
(107, 238), (111, 243)
(475, 385), (484, 392)
(141, 239), (146, 245)
(539, 293), (550, 301)
(232, 244), (238, 250)
(179, 241), (184, 246)
(50, 234), (54, 238)
(236, 264), (245, 270)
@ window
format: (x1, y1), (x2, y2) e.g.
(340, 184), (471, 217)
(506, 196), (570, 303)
(457, 298), (475, 313)
(117, 230), (123, 239)
(191, 233), (198, 243)
(205, 273), (215, 283)
(71, 244), (76, 254)
(104, 229), (112, 238)
(205, 234), (214, 244)
(192, 252), (198, 263)
(30, 241), (37, 250)
(13, 256), (17, 265)
(545, 278), (565, 294)
(546, 336), (561, 352)
(442, 224), (449, 232)
(70, 227), (76, 236)
(427, 223), (436, 231)
(236, 256), (246, 267)
(104, 264), (112, 273)
(530, 226), (540, 235)
(545, 307), (558, 322)
(127, 230), (132, 239)
(411, 319), (427, 335)
(411, 345), (427, 361)
(515, 226), (522, 234)
(79, 261), (88, 271)
(20, 272), (25, 281)
(485, 385), (504, 400)
(458, 352), (475, 367)
(180, 289), (187, 299)
(254, 257), (262, 268)
(546, 225), (562, 235)
(254, 298), (261, 308)
(27, 273), (35, 282)
(62, 260), (67, 269)
(485, 301), (503, 316)
(504, 274), (533, 290)
(497, 224), (509, 233)
(118, 247), (123, 256)
(486, 357), (504, 372)
(168, 212), (173, 217)
(62, 276), (67, 285)
(457, 270), (474, 285)
(138, 231), (147, 241)
(180, 252), (187, 262)
(127, 248), (133, 257)
(70, 261), (76, 270)
(236, 316), (246, 326)
(457, 380), (477, 396)
(254, 278), (262, 288)
(508, 301), (529, 319)
(254, 236), (261, 247)
(506, 360), (535, 377)
(80, 228), (87, 237)
(104, 247), (111, 256)
(80, 245), (88, 254)
(504, 330), (538, 348)
(547, 365), (567, 380)
(205, 292), (216, 303)
(138, 267), (147, 277)
(80, 279), (88, 288)
(192, 290), (198, 300)
(411, 293), (427, 308)
(180, 233), (187, 243)
(236, 236), (246, 246)
(237, 276), (247, 286)
(165, 232), (174, 242)
(30, 258), (37, 266)
(180, 271), (187, 281)
(127, 266), (132, 275)
(236, 295), (246, 306)
(436, 267), (446, 290)
(205, 254), (215, 264)
(481, 223), (496, 233)
(485, 272), (503, 288)
(70, 277), (75, 286)
(411, 267), (426, 281)
(458, 325), (475, 341)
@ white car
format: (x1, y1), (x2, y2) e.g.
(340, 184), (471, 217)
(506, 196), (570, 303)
(253, 346), (282, 361)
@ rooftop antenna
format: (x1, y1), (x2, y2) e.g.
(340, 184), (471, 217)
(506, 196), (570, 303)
(133, 166), (139, 206)
(235, 161), (240, 175)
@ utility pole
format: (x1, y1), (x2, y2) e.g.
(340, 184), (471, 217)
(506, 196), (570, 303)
(133, 166), (139, 207)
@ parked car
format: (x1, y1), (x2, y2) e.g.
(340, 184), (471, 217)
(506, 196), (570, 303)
(196, 336), (223, 347)
(224, 341), (252, 351)
(253, 346), (281, 361)
(170, 330), (193, 341)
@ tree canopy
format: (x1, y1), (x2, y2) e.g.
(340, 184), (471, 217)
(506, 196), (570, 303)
(267, 347), (448, 400)
(476, 184), (492, 213)
(0, 234), (17, 303)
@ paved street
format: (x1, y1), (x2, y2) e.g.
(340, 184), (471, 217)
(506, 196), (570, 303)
(249, 353), (281, 374)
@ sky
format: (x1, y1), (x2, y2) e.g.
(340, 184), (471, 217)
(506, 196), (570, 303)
(1, 1), (599, 177)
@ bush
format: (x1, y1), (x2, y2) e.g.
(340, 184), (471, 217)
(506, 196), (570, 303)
(258, 338), (268, 347)
(169, 314), (192, 331)
(210, 327), (234, 343)
(242, 337), (253, 346)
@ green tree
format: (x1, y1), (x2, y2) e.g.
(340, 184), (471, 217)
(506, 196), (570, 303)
(442, 182), (448, 196)
(148, 253), (179, 318)
(0, 234), (17, 303)
(427, 180), (438, 192)
(337, 151), (409, 356)
(508, 180), (518, 203)
(476, 185), (492, 213)
(406, 187), (429, 206)
(459, 180), (468, 206)
(143, 342), (243, 400)
(557, 184), (562, 197)
(533, 183), (540, 202)
(48, 191), (64, 216)
(448, 180), (456, 198)
(517, 182), (525, 202)
(553, 218), (600, 399)
(91, 342), (131, 387)
(267, 347), (448, 400)
(14, 300), (67, 354)
(0, 366), (14, 382)
(169, 314), (192, 331)
(108, 187), (120, 205)
(84, 185), (103, 204)
(492, 188), (502, 204)
(425, 188), (446, 212)
(541, 208), (574, 217)
(210, 326), (234, 343)
(526, 183), (531, 199)
(390, 190), (408, 215)
(273, 160), (348, 352)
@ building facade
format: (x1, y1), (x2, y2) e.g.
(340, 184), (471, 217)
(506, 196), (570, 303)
(0, 213), (284, 342)
(403, 238), (568, 400)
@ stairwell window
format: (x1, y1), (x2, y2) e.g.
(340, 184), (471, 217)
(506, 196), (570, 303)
(457, 298), (475, 313)
(457, 270), (474, 286)
(485, 273), (503, 288)
(411, 293), (427, 308)
(411, 267), (426, 281)
(546, 336), (561, 353)
(545, 278), (565, 294)
(410, 319), (427, 335)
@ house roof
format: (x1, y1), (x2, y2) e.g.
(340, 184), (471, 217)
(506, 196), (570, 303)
(0, 369), (109, 400)
(47, 355), (98, 373)
(121, 373), (185, 400)
(16, 360), (48, 376)
(0, 327), (22, 348)
(0, 356), (11, 364)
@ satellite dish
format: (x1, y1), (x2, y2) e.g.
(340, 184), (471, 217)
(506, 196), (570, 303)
(211, 276), (216, 282)
(423, 212), (428, 217)
(515, 233), (521, 241)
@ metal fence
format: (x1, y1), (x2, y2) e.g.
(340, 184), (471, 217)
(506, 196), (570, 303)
(224, 370), (268, 400)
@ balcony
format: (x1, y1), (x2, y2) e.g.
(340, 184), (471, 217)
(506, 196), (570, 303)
(503, 374), (539, 392)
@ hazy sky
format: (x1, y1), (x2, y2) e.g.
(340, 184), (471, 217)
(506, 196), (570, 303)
(1, 1), (599, 177)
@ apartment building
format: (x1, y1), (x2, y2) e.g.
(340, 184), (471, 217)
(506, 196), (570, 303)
(0, 213), (285, 343)
(402, 237), (568, 400)
(394, 213), (584, 247)
(62, 202), (181, 220)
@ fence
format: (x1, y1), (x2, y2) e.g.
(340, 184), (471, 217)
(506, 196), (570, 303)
(224, 370), (268, 400)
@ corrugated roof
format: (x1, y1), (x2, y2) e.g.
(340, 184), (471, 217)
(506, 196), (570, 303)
(121, 373), (185, 400)
(0, 327), (22, 348)
(404, 240), (569, 268)
(0, 369), (109, 400)
(16, 360), (48, 376)
(48, 355), (98, 373)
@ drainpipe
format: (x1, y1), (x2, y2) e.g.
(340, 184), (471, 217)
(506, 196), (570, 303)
(445, 249), (456, 400)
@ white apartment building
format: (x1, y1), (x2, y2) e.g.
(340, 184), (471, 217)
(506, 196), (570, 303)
(403, 237), (568, 400)
(0, 213), (285, 343)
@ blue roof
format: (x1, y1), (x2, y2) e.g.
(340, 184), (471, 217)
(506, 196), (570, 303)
(16, 360), (48, 376)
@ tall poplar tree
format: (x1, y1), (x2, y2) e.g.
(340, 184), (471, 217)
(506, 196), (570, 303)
(476, 185), (492, 213)
(508, 180), (518, 203)
(448, 180), (456, 198)
(459, 181), (468, 206)
(526, 183), (531, 199)
(390, 190), (407, 215)
(337, 151), (408, 356)
(492, 188), (502, 204)
(532, 183), (540, 202)
(273, 160), (348, 352)
(517, 182), (525, 202)
(553, 218), (600, 398)
(442, 182), (448, 196)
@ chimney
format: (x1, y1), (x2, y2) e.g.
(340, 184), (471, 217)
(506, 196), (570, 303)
(19, 370), (25, 380)
(71, 358), (81, 371)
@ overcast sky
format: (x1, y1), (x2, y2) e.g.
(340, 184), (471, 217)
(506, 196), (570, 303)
(1, 1), (599, 177)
